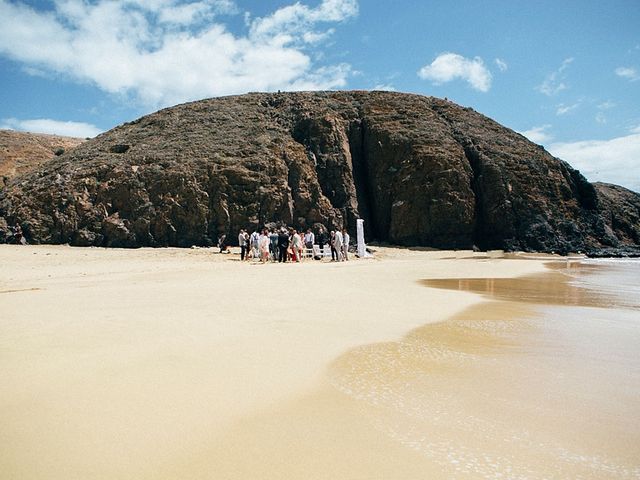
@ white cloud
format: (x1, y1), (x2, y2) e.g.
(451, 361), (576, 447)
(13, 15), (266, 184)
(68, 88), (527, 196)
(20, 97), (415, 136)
(0, 0), (357, 108)
(593, 101), (615, 123)
(615, 66), (640, 81)
(1, 118), (103, 138)
(536, 57), (573, 96)
(556, 102), (580, 116)
(302, 28), (335, 44)
(549, 134), (640, 193)
(249, 0), (357, 41)
(372, 83), (396, 91)
(630, 125), (640, 134)
(495, 58), (508, 72)
(595, 112), (607, 124)
(519, 125), (553, 144)
(156, 2), (221, 25)
(597, 100), (616, 110)
(418, 53), (492, 92)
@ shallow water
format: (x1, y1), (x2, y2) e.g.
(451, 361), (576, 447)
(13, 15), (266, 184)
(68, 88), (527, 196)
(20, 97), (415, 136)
(324, 260), (640, 479)
(558, 258), (640, 311)
(180, 260), (640, 479)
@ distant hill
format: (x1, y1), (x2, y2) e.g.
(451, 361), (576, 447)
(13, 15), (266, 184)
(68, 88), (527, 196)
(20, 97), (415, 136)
(0, 91), (638, 255)
(0, 130), (84, 183)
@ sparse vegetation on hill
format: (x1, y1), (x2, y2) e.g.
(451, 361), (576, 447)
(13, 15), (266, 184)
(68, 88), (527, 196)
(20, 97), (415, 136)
(0, 92), (638, 255)
(0, 130), (84, 183)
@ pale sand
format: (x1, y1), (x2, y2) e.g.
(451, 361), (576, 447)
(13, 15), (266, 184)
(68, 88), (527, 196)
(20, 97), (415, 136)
(0, 245), (609, 478)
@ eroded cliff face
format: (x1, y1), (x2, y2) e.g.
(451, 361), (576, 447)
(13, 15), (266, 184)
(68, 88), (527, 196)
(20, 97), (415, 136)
(0, 91), (638, 254)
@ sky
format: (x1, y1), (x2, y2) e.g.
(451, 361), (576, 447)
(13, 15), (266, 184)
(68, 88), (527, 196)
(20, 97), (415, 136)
(0, 0), (639, 192)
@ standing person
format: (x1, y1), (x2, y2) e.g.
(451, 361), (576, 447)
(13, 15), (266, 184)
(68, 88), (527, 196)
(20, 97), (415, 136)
(269, 228), (279, 262)
(259, 229), (270, 263)
(342, 228), (350, 261)
(316, 227), (325, 260)
(330, 230), (337, 261)
(291, 229), (302, 262)
(318, 227), (326, 252)
(304, 228), (314, 251)
(243, 231), (251, 261)
(298, 231), (305, 260)
(334, 228), (343, 261)
(277, 228), (290, 263)
(238, 229), (246, 260)
(250, 229), (260, 259)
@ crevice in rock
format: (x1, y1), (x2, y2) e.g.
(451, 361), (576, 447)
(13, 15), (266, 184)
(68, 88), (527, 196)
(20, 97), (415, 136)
(291, 118), (339, 211)
(429, 103), (503, 250)
(348, 119), (378, 239)
(460, 144), (486, 249)
(428, 103), (483, 249)
(569, 167), (598, 210)
(272, 150), (294, 226)
(291, 114), (383, 240)
(290, 116), (362, 233)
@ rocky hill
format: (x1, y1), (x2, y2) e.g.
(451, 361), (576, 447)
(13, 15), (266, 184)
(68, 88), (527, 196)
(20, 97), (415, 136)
(0, 91), (638, 255)
(0, 130), (84, 184)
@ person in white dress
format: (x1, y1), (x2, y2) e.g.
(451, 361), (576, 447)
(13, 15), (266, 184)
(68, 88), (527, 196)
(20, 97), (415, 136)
(250, 230), (260, 259)
(258, 229), (270, 263)
(291, 229), (303, 262)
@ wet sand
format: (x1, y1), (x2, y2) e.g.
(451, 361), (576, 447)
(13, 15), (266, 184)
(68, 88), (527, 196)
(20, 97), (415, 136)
(1, 246), (638, 478)
(185, 265), (640, 479)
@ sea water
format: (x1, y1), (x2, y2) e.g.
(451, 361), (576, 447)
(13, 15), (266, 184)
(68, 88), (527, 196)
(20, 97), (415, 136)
(328, 259), (640, 479)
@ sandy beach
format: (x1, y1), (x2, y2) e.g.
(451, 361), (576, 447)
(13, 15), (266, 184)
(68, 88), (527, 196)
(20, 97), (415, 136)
(1, 245), (638, 479)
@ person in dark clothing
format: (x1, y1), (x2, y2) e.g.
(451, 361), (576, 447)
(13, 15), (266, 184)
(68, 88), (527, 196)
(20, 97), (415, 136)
(316, 227), (326, 260)
(318, 228), (325, 251)
(277, 228), (290, 262)
(269, 229), (279, 262)
(330, 230), (338, 261)
(244, 231), (251, 262)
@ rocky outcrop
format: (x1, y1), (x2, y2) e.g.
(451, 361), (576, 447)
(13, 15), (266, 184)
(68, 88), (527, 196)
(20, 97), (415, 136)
(0, 130), (85, 185)
(587, 182), (640, 256)
(0, 91), (638, 254)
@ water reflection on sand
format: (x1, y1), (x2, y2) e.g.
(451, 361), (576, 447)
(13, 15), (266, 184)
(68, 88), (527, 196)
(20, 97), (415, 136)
(327, 261), (640, 479)
(191, 260), (639, 479)
(324, 262), (640, 479)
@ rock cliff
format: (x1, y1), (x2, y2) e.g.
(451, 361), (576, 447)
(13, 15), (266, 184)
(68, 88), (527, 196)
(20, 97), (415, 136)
(0, 91), (638, 254)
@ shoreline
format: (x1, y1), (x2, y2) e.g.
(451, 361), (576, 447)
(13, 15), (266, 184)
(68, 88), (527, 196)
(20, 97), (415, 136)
(3, 245), (637, 478)
(205, 262), (638, 480)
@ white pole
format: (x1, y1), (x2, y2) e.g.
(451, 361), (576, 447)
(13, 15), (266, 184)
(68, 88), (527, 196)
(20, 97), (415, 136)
(357, 219), (366, 257)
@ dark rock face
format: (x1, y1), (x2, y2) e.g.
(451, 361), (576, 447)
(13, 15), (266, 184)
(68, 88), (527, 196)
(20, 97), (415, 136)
(586, 183), (640, 256)
(0, 91), (638, 254)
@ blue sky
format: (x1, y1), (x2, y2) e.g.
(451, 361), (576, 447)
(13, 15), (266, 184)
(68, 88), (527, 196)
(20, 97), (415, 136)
(1, 0), (639, 191)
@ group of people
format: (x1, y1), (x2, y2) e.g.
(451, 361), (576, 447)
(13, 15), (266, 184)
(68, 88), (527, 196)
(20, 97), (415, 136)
(232, 226), (350, 263)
